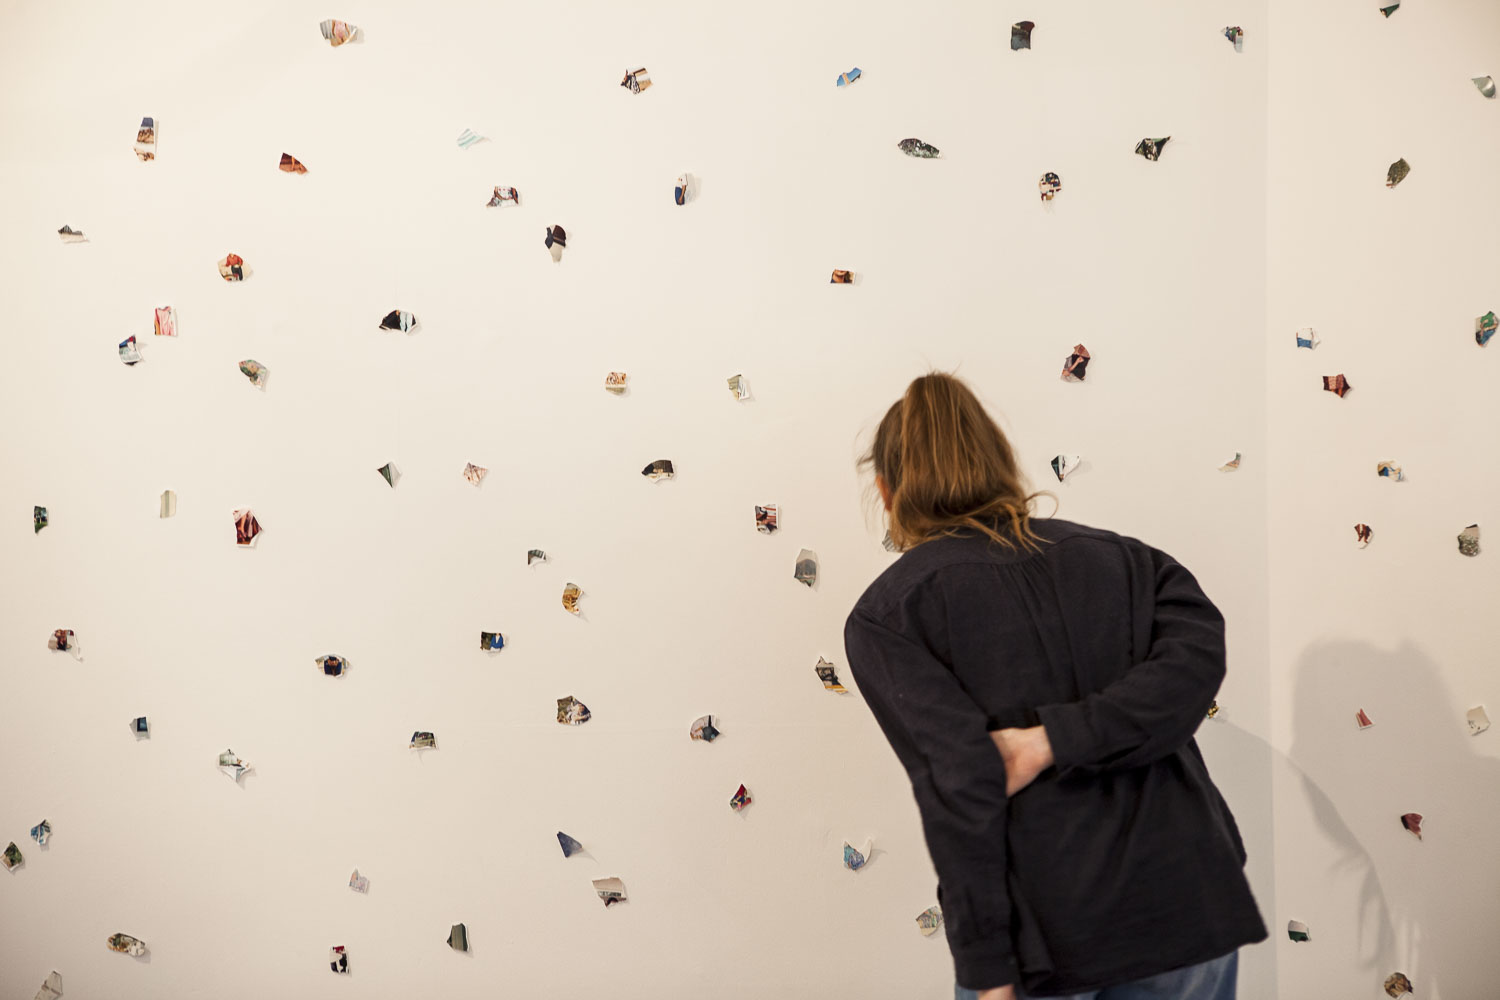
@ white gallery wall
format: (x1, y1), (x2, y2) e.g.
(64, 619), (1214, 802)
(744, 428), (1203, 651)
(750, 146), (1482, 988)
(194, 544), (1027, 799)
(0, 2), (1280, 997)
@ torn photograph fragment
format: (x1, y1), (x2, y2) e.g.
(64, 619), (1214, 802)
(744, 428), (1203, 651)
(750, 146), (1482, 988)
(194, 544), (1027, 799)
(556, 695), (591, 725)
(1380, 3), (1400, 16)
(1219, 453), (1242, 472)
(234, 508), (261, 546)
(557, 831), (584, 858)
(1477, 311), (1496, 347)
(1356, 708), (1374, 730)
(1400, 812), (1423, 839)
(1206, 700), (1221, 720)
(217, 749), (251, 780)
(33, 971), (62, 1000)
(816, 656), (847, 693)
(119, 336), (142, 366)
(218, 253), (246, 281)
(1011, 21), (1034, 50)
(48, 629), (81, 659)
(134, 116), (156, 161)
(545, 224), (567, 262)
(897, 137), (941, 158)
(730, 784), (752, 812)
(1458, 524), (1480, 557)
(1051, 454), (1081, 481)
(349, 868), (369, 892)
(1287, 920), (1310, 942)
(604, 371), (628, 394)
(727, 373), (751, 400)
(57, 225), (87, 243)
(917, 906), (943, 936)
(107, 933), (147, 956)
(1039, 172), (1062, 202)
(377, 463), (398, 487)
(154, 305), (176, 337)
(593, 876), (627, 906)
(1224, 26), (1244, 50)
(755, 504), (779, 533)
(642, 459), (675, 481)
(794, 548), (818, 587)
(330, 946), (348, 973)
(1468, 705), (1491, 735)
(456, 128), (485, 149)
(1355, 523), (1373, 547)
(830, 269), (854, 284)
(132, 716), (150, 737)
(836, 67), (861, 87)
(463, 463), (488, 485)
(278, 152), (308, 173)
(239, 359), (268, 387)
(30, 820), (51, 846)
(34, 506), (46, 533)
(480, 631), (504, 651)
(1060, 343), (1090, 381)
(621, 68), (651, 93)
(2, 842), (22, 871)
(1377, 460), (1405, 482)
(379, 310), (418, 333)
(882, 530), (899, 552)
(316, 654), (346, 677)
(319, 19), (357, 45)
(562, 582), (583, 615)
(1135, 137), (1170, 161)
(447, 923), (469, 951)
(690, 714), (721, 742)
(486, 185), (519, 207)
(410, 731), (437, 749)
(1386, 158), (1411, 188)
(674, 173), (692, 206)
(1322, 374), (1351, 398)
(843, 839), (872, 871)
(528, 549), (547, 564)
(160, 490), (176, 517)
(1295, 327), (1319, 349)
(1384, 973), (1413, 998)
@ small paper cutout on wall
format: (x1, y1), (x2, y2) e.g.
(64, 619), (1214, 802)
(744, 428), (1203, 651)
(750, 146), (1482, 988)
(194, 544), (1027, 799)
(1356, 708), (1374, 730)
(447, 923), (469, 951)
(621, 68), (651, 93)
(728, 374), (751, 400)
(480, 631), (504, 651)
(486, 185), (519, 207)
(1206, 700), (1220, 720)
(463, 463), (488, 485)
(1400, 812), (1423, 840)
(844, 839), (872, 871)
(836, 67), (861, 87)
(794, 548), (818, 587)
(1379, 3), (1400, 16)
(1386, 158), (1411, 188)
(132, 716), (149, 737)
(1224, 26), (1244, 50)
(349, 868), (369, 892)
(755, 504), (779, 533)
(1355, 523), (1372, 547)
(1061, 344), (1090, 381)
(593, 876), (627, 906)
(456, 128), (485, 149)
(1295, 328), (1319, 349)
(556, 695), (591, 725)
(1457, 524), (1480, 557)
(30, 820), (50, 846)
(1287, 920), (1310, 942)
(154, 305), (176, 337)
(279, 153), (307, 174)
(316, 654), (346, 677)
(234, 508), (262, 546)
(379, 310), (418, 333)
(1051, 454), (1081, 481)
(33, 506), (46, 533)
(330, 946), (349, 973)
(690, 715), (721, 742)
(1475, 77), (1497, 99)
(882, 530), (899, 553)
(1384, 973), (1413, 997)
(48, 629), (81, 659)
(816, 656), (847, 693)
(218, 253), (246, 281)
(545, 224), (567, 262)
(1135, 137), (1170, 161)
(57, 225), (86, 243)
(239, 360), (268, 387)
(1467, 705), (1490, 735)
(319, 19), (357, 46)
(729, 784), (752, 811)
(1011, 21), (1035, 50)
(107, 933), (147, 956)
(134, 117), (156, 161)
(830, 269), (853, 284)
(410, 731), (437, 749)
(217, 749), (251, 780)
(1478, 311), (1497, 346)
(2, 842), (22, 871)
(1219, 453), (1242, 472)
(917, 906), (943, 936)
(1377, 461), (1404, 482)
(33, 971), (62, 1000)
(377, 463), (398, 487)
(119, 336), (142, 366)
(1039, 172), (1062, 202)
(898, 138), (940, 158)
(674, 174), (692, 205)
(562, 582), (583, 615)
(158, 490), (175, 518)
(557, 832), (584, 858)
(604, 372), (628, 394)
(1322, 374), (1351, 398)
(642, 459), (675, 481)
(528, 549), (548, 565)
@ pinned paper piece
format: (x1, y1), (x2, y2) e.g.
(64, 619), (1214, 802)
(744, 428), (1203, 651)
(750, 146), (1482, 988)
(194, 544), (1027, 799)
(690, 715), (721, 742)
(329, 945), (348, 973)
(1287, 920), (1310, 942)
(545, 224), (567, 262)
(830, 269), (854, 284)
(278, 152), (307, 174)
(380, 310), (418, 333)
(1379, 3), (1399, 16)
(1322, 374), (1351, 398)
(486, 186), (519, 207)
(621, 68), (651, 93)
(1356, 708), (1374, 730)
(218, 253), (246, 281)
(480, 631), (504, 651)
(528, 549), (548, 565)
(1060, 344), (1090, 381)
(239, 359), (268, 387)
(154, 306), (176, 337)
(234, 508), (262, 546)
(57, 225), (87, 243)
(33, 506), (46, 533)
(562, 582), (583, 615)
(218, 749), (251, 780)
(837, 67), (862, 87)
(316, 654), (346, 677)
(755, 504), (779, 533)
(33, 971), (62, 1000)
(1039, 172), (1062, 202)
(602, 372), (628, 394)
(1135, 137), (1170, 161)
(917, 906), (943, 936)
(674, 174), (692, 206)
(410, 731), (437, 749)
(30, 820), (51, 846)
(119, 336), (142, 366)
(2, 842), (22, 871)
(1355, 523), (1373, 547)
(1475, 77), (1497, 99)
(463, 463), (488, 485)
(642, 459), (675, 481)
(319, 19), (357, 45)
(727, 374), (751, 400)
(377, 463), (398, 487)
(1206, 700), (1220, 720)
(1458, 524), (1481, 557)
(48, 629), (81, 659)
(447, 923), (469, 951)
(816, 657), (847, 693)
(1467, 705), (1491, 735)
(349, 868), (369, 892)
(593, 876), (627, 906)
(882, 530), (899, 553)
(1219, 453), (1242, 472)
(1386, 158), (1411, 188)
(1400, 813), (1423, 839)
(107, 933), (148, 956)
(557, 695), (591, 725)
(131, 716), (150, 737)
(1477, 312), (1496, 347)
(1011, 21), (1035, 50)
(729, 784), (752, 812)
(897, 138), (941, 158)
(1224, 26), (1244, 50)
(134, 117), (156, 161)
(1051, 454), (1081, 481)
(843, 839), (872, 871)
(1377, 461), (1405, 482)
(794, 548), (818, 587)
(157, 488), (176, 517)
(1384, 973), (1413, 998)
(456, 128), (485, 149)
(557, 832), (584, 858)
(1295, 328), (1319, 349)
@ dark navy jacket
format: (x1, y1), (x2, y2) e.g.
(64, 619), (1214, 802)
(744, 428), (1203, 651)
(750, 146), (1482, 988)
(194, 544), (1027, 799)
(844, 518), (1266, 994)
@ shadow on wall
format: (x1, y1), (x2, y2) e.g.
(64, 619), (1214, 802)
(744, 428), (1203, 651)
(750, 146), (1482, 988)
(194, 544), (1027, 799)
(1286, 641), (1500, 999)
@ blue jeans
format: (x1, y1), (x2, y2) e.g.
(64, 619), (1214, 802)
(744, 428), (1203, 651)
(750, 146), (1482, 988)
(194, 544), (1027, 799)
(956, 950), (1238, 1000)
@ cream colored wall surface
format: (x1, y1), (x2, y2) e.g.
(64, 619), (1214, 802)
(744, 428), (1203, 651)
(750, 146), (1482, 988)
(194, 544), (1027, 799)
(0, 2), (1273, 997)
(1267, 1), (1500, 998)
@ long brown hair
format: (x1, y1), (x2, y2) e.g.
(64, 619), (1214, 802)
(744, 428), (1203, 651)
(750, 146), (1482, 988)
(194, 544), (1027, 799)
(860, 372), (1048, 552)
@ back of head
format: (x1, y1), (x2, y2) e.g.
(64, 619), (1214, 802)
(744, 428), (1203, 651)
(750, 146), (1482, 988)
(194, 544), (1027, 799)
(861, 372), (1045, 552)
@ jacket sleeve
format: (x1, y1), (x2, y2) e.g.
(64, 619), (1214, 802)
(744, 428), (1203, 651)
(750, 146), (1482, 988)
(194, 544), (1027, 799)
(844, 610), (1018, 991)
(1035, 541), (1226, 775)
